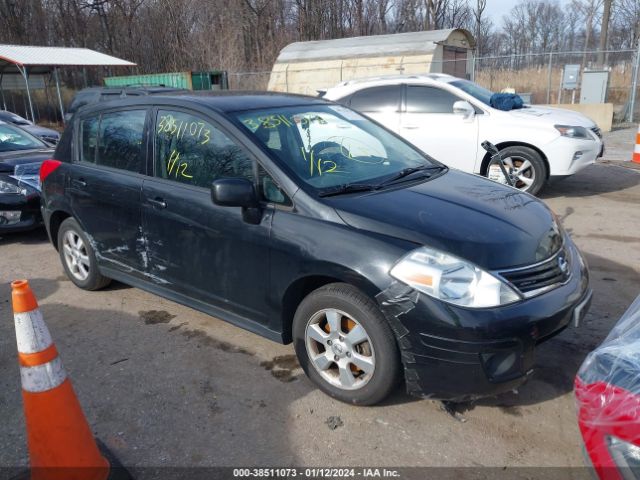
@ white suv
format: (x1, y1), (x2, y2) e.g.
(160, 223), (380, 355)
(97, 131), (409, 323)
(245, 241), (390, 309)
(323, 74), (604, 195)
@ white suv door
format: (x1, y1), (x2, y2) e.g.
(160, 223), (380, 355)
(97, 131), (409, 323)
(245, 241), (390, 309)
(344, 85), (402, 133)
(400, 85), (479, 171)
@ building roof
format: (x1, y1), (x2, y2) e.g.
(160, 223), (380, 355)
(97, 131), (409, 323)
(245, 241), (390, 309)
(274, 29), (475, 64)
(0, 44), (135, 74)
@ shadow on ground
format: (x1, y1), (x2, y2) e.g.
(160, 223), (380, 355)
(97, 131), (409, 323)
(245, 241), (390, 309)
(541, 163), (640, 199)
(0, 228), (49, 246)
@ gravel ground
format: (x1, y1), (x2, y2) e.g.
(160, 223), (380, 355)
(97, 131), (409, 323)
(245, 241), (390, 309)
(0, 127), (639, 477)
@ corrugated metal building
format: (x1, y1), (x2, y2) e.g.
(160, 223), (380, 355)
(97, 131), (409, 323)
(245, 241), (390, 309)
(268, 29), (475, 95)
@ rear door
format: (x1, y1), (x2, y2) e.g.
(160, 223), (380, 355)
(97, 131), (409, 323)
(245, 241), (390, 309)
(342, 85), (402, 133)
(69, 108), (149, 275)
(141, 108), (272, 323)
(399, 84), (479, 171)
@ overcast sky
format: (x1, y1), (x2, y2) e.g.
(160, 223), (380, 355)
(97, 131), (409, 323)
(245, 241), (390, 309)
(484, 0), (572, 27)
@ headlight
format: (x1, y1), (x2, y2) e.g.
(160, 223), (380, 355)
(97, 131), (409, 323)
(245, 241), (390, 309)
(555, 125), (593, 140)
(0, 180), (22, 194)
(607, 436), (640, 476)
(390, 246), (521, 308)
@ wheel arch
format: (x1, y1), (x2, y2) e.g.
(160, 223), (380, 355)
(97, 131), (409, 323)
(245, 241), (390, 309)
(479, 141), (550, 179)
(48, 210), (72, 251)
(280, 268), (381, 344)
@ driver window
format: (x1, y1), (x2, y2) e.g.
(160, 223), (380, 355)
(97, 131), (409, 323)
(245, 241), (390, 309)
(406, 86), (460, 113)
(155, 110), (254, 188)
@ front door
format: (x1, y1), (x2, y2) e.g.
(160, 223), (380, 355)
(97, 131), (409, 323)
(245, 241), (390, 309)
(399, 85), (479, 172)
(141, 108), (271, 324)
(68, 109), (148, 275)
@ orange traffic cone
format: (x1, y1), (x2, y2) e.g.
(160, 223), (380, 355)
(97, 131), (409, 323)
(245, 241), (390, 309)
(11, 279), (111, 480)
(634, 124), (640, 164)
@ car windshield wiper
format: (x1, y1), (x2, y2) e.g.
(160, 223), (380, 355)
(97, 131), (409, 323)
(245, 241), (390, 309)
(318, 183), (381, 198)
(377, 164), (442, 187)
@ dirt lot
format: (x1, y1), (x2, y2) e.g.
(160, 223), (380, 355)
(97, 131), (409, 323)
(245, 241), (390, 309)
(1, 128), (639, 477)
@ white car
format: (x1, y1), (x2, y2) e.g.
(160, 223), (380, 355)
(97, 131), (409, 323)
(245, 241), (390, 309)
(323, 74), (604, 195)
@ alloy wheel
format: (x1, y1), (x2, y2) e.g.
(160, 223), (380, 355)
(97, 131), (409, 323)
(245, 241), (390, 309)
(62, 230), (90, 281)
(305, 308), (375, 391)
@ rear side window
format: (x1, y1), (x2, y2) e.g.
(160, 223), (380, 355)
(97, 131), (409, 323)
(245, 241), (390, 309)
(154, 110), (254, 188)
(348, 86), (401, 112)
(406, 86), (460, 113)
(80, 116), (99, 163)
(96, 110), (146, 172)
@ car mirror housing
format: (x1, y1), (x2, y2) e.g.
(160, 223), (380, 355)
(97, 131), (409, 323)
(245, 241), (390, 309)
(211, 178), (259, 208)
(453, 100), (475, 119)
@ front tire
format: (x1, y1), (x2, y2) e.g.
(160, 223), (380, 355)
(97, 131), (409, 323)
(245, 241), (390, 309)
(293, 283), (400, 405)
(485, 145), (547, 195)
(58, 217), (110, 291)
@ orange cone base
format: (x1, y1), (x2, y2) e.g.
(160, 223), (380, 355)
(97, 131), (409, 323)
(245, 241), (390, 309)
(23, 379), (109, 480)
(633, 152), (640, 164)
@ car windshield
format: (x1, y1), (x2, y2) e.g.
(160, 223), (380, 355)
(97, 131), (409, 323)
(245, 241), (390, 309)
(450, 80), (495, 106)
(233, 104), (441, 192)
(0, 123), (46, 152)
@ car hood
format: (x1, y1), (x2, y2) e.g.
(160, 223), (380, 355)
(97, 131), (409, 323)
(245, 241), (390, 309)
(0, 148), (52, 173)
(324, 170), (562, 270)
(507, 106), (596, 128)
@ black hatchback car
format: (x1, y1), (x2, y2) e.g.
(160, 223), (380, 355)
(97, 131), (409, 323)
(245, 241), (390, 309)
(40, 93), (592, 405)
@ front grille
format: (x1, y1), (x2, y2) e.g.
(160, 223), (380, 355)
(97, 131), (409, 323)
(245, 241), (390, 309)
(498, 246), (571, 297)
(590, 126), (602, 139)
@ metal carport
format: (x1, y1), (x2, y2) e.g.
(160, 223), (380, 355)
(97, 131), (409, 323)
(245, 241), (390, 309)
(0, 45), (135, 122)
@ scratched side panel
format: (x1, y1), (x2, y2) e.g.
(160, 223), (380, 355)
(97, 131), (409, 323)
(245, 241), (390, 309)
(67, 164), (145, 276)
(140, 178), (272, 325)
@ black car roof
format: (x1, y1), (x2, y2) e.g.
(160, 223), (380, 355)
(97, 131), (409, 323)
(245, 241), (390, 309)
(76, 91), (331, 116)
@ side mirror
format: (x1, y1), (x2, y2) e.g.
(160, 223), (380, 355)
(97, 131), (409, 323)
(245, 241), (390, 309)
(211, 178), (258, 208)
(453, 100), (475, 119)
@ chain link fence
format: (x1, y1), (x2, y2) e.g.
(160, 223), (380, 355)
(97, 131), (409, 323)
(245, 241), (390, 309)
(228, 46), (640, 124)
(1, 47), (637, 126)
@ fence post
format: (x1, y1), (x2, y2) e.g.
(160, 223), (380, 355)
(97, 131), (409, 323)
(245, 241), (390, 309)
(546, 51), (553, 104)
(471, 52), (476, 82)
(629, 40), (640, 123)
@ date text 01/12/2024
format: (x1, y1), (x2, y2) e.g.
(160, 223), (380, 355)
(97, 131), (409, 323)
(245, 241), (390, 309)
(232, 468), (401, 478)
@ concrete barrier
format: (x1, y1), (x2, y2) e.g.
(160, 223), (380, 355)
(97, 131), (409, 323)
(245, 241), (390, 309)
(541, 103), (614, 132)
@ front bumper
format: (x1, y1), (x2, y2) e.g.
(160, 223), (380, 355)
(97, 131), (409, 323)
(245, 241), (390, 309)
(379, 242), (590, 401)
(0, 192), (42, 233)
(544, 135), (603, 176)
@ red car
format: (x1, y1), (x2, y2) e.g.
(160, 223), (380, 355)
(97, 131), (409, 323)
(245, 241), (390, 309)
(575, 295), (640, 479)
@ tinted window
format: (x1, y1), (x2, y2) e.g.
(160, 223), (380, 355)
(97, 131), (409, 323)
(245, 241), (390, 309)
(96, 110), (146, 172)
(348, 86), (401, 112)
(80, 116), (99, 163)
(155, 110), (254, 188)
(258, 165), (290, 205)
(406, 86), (460, 113)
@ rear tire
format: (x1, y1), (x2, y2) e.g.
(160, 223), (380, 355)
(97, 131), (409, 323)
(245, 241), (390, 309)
(485, 145), (547, 196)
(293, 283), (400, 405)
(58, 217), (110, 291)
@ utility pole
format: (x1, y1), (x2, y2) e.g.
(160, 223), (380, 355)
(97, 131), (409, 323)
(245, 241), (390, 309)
(597, 0), (613, 66)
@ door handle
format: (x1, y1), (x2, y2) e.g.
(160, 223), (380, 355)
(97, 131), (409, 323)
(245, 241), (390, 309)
(148, 197), (167, 209)
(401, 124), (420, 129)
(71, 178), (87, 188)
